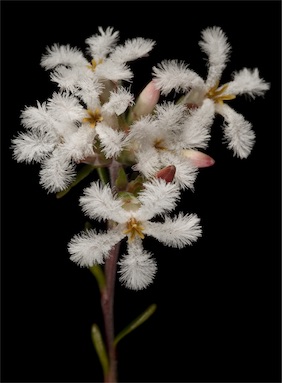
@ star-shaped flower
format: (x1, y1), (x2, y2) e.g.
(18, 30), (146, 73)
(68, 178), (202, 289)
(152, 26), (270, 158)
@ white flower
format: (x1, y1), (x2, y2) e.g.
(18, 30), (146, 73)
(68, 178), (202, 289)
(152, 26), (270, 158)
(125, 101), (214, 189)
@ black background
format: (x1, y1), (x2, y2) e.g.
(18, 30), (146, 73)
(1, 1), (282, 382)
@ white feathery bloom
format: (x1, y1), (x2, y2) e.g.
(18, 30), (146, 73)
(68, 178), (201, 289)
(126, 102), (213, 189)
(152, 26), (270, 158)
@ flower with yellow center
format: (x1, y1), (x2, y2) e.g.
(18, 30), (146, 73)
(68, 178), (202, 289)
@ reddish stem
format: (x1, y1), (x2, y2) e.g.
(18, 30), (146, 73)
(100, 159), (122, 383)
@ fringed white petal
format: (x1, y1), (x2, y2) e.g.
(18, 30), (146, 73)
(39, 149), (76, 193)
(95, 60), (133, 82)
(63, 125), (97, 162)
(133, 147), (161, 178)
(154, 102), (187, 132)
(135, 178), (180, 221)
(180, 99), (214, 149)
(50, 66), (80, 92)
(102, 87), (134, 116)
(68, 228), (124, 267)
(47, 92), (85, 122)
(227, 68), (270, 98)
(40, 44), (87, 70)
(20, 102), (55, 134)
(217, 104), (255, 158)
(74, 72), (104, 109)
(144, 213), (202, 248)
(118, 239), (157, 290)
(152, 60), (205, 96)
(85, 27), (120, 60)
(11, 131), (56, 163)
(96, 123), (126, 158)
(199, 26), (231, 88)
(110, 38), (155, 63)
(79, 181), (128, 223)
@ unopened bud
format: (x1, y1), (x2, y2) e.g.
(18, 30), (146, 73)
(156, 165), (176, 183)
(182, 149), (215, 168)
(128, 80), (160, 122)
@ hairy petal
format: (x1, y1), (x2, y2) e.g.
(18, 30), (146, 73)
(85, 27), (120, 59)
(217, 103), (255, 158)
(41, 44), (87, 70)
(110, 38), (156, 63)
(11, 131), (56, 163)
(144, 213), (202, 248)
(180, 99), (214, 149)
(227, 68), (270, 98)
(39, 150), (76, 193)
(102, 87), (134, 116)
(199, 26), (231, 88)
(96, 123), (126, 158)
(79, 181), (127, 223)
(136, 178), (180, 221)
(68, 228), (124, 267)
(152, 60), (205, 96)
(118, 239), (157, 290)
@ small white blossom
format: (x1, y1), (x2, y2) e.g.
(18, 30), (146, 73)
(152, 26), (270, 158)
(126, 101), (213, 189)
(68, 178), (201, 289)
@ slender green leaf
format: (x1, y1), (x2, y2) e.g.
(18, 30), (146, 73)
(91, 324), (109, 376)
(89, 264), (106, 293)
(96, 167), (109, 185)
(114, 303), (157, 346)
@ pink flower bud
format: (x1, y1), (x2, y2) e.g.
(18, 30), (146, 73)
(129, 80), (160, 121)
(182, 149), (215, 168)
(156, 165), (176, 183)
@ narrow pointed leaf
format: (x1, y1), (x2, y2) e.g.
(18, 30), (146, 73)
(96, 167), (109, 185)
(114, 303), (157, 346)
(91, 324), (109, 376)
(89, 264), (106, 293)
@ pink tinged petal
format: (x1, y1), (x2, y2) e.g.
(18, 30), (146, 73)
(182, 149), (215, 168)
(130, 80), (160, 121)
(144, 213), (202, 249)
(68, 228), (125, 267)
(156, 165), (176, 183)
(118, 239), (157, 290)
(79, 181), (128, 223)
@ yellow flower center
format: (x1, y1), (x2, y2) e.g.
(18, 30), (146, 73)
(206, 81), (236, 104)
(82, 109), (103, 128)
(87, 58), (103, 72)
(154, 138), (167, 151)
(123, 217), (145, 242)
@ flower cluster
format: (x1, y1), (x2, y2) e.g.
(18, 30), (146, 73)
(11, 26), (269, 290)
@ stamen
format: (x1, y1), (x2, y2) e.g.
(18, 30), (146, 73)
(82, 109), (103, 128)
(206, 81), (236, 104)
(154, 138), (167, 151)
(87, 58), (103, 72)
(123, 217), (145, 242)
